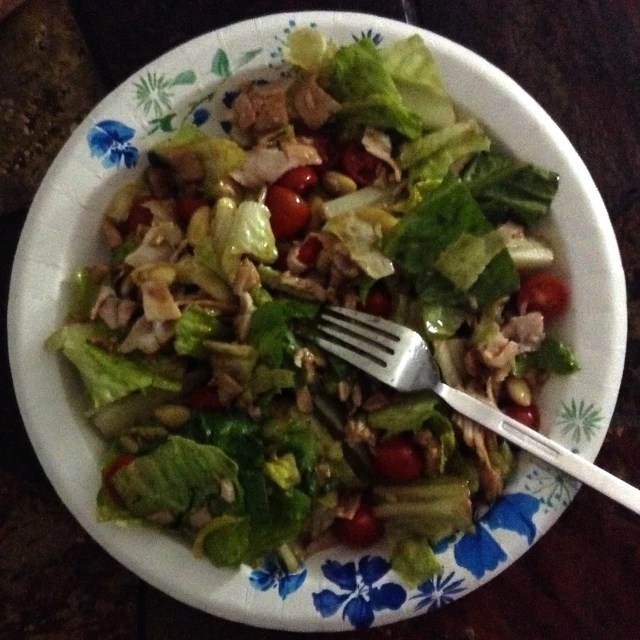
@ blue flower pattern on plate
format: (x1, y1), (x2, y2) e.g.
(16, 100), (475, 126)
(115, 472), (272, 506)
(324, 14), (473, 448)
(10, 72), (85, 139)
(312, 556), (406, 629)
(432, 492), (541, 579)
(87, 120), (138, 169)
(412, 571), (466, 612)
(249, 558), (307, 600)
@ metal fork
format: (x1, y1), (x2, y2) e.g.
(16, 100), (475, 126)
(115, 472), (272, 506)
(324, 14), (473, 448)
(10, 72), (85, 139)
(316, 306), (640, 515)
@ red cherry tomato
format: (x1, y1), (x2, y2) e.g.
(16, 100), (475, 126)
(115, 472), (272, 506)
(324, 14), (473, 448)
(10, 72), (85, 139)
(297, 236), (323, 266)
(175, 196), (207, 227)
(364, 285), (393, 318)
(102, 453), (134, 504)
(123, 197), (154, 236)
(517, 272), (569, 319)
(277, 166), (318, 195)
(340, 143), (383, 186)
(333, 505), (384, 548)
(501, 402), (541, 431)
(374, 435), (423, 482)
(187, 386), (221, 411)
(265, 185), (310, 240)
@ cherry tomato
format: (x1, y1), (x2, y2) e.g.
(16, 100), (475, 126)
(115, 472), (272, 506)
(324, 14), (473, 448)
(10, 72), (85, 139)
(297, 236), (323, 266)
(340, 143), (383, 186)
(175, 196), (207, 227)
(333, 505), (384, 548)
(187, 385), (221, 411)
(277, 166), (318, 195)
(374, 435), (423, 482)
(517, 272), (569, 319)
(501, 402), (541, 430)
(364, 285), (393, 318)
(265, 185), (310, 240)
(123, 197), (154, 236)
(102, 453), (134, 504)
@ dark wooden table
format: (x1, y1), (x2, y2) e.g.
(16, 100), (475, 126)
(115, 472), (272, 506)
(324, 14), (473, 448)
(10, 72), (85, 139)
(2, 0), (640, 638)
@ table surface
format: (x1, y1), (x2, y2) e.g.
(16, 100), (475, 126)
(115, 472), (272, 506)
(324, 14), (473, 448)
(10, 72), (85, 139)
(2, 0), (640, 638)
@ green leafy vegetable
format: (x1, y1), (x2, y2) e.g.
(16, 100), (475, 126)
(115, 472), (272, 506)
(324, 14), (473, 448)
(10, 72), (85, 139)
(380, 34), (456, 130)
(461, 151), (559, 226)
(264, 453), (302, 491)
(247, 298), (319, 368)
(367, 391), (451, 433)
(196, 515), (251, 566)
(174, 305), (228, 358)
(388, 534), (442, 587)
(326, 38), (422, 139)
(513, 336), (580, 376)
(109, 436), (238, 518)
(382, 176), (519, 308)
(45, 323), (183, 411)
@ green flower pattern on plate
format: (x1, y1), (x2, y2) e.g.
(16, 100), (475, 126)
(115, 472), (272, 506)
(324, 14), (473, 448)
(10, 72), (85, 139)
(524, 464), (580, 514)
(557, 399), (603, 445)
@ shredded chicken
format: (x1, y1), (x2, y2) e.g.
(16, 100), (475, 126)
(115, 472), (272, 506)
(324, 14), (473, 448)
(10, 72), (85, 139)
(414, 429), (441, 478)
(119, 316), (175, 354)
(216, 372), (243, 406)
(140, 280), (182, 321)
(125, 222), (184, 268)
(234, 292), (255, 343)
(502, 312), (545, 352)
(362, 127), (401, 181)
(232, 258), (260, 296)
(230, 141), (322, 188)
(344, 417), (376, 449)
(296, 385), (314, 414)
(480, 333), (520, 381)
(279, 272), (327, 302)
(90, 286), (137, 330)
(286, 245), (309, 275)
(100, 219), (122, 249)
(189, 506), (213, 530)
(291, 75), (342, 129)
(157, 145), (204, 183)
(232, 81), (291, 133)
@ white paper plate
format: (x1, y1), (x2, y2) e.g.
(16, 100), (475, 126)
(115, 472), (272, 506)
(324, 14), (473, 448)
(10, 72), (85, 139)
(8, 11), (627, 631)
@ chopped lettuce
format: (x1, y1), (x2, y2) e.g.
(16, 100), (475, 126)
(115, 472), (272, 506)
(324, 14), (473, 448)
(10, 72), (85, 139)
(400, 121), (490, 196)
(247, 298), (319, 368)
(45, 323), (183, 412)
(174, 305), (228, 359)
(326, 38), (422, 139)
(379, 34), (455, 130)
(195, 515), (251, 566)
(109, 436), (238, 518)
(388, 534), (442, 587)
(264, 452), (302, 491)
(513, 336), (580, 376)
(181, 411), (264, 470)
(284, 26), (335, 73)
(382, 176), (519, 308)
(210, 199), (278, 282)
(323, 208), (397, 279)
(461, 151), (559, 226)
(68, 267), (101, 319)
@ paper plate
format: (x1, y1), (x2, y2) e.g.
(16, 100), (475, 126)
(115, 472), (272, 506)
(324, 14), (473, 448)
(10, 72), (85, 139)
(8, 11), (627, 631)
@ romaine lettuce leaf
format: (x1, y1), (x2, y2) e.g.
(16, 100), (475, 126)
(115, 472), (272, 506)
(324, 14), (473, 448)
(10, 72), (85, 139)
(173, 305), (228, 359)
(382, 176), (519, 307)
(379, 34), (455, 130)
(45, 323), (183, 411)
(326, 38), (422, 139)
(388, 534), (442, 587)
(513, 336), (580, 376)
(264, 452), (302, 491)
(68, 267), (102, 319)
(461, 151), (559, 226)
(109, 436), (238, 518)
(247, 298), (319, 368)
(195, 515), (251, 567)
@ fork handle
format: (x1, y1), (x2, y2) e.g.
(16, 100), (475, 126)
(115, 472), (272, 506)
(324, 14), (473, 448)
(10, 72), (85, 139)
(435, 383), (640, 516)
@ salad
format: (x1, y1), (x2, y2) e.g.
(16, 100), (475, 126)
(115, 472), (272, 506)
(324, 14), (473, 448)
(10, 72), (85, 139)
(46, 28), (579, 586)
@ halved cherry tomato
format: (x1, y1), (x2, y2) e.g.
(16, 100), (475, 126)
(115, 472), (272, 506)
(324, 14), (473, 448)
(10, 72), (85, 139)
(374, 435), (423, 482)
(340, 142), (383, 186)
(123, 196), (154, 236)
(277, 166), (318, 195)
(517, 272), (569, 319)
(102, 453), (134, 505)
(501, 402), (541, 430)
(364, 285), (393, 318)
(297, 236), (323, 266)
(333, 505), (384, 548)
(175, 195), (207, 227)
(187, 385), (221, 411)
(265, 185), (310, 240)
